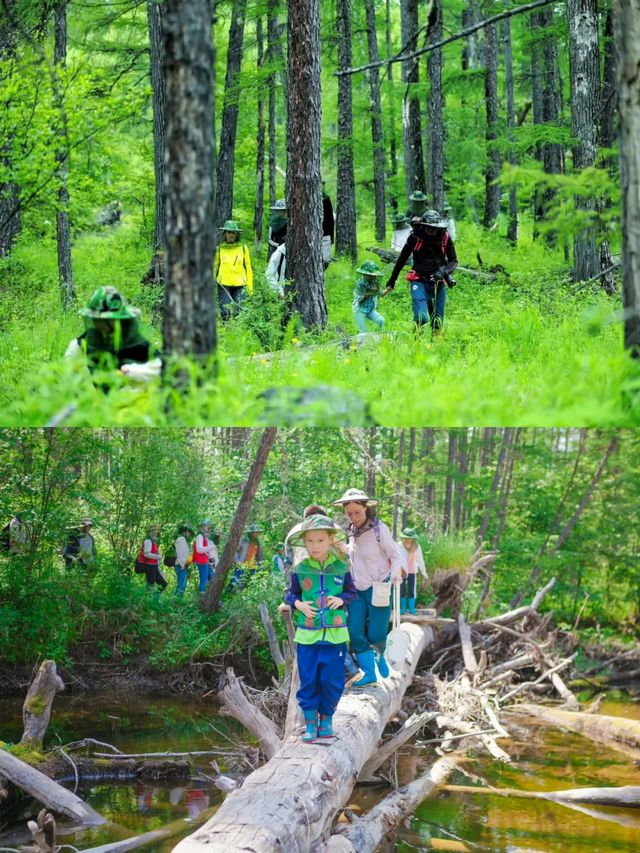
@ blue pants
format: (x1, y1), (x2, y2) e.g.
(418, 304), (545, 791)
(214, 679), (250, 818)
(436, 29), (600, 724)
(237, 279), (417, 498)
(195, 562), (213, 593)
(401, 573), (416, 599)
(347, 587), (392, 655)
(410, 279), (446, 329)
(296, 642), (346, 715)
(354, 308), (385, 333)
(174, 564), (188, 595)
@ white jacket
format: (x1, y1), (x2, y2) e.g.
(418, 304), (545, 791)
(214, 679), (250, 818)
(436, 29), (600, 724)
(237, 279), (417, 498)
(397, 541), (427, 578)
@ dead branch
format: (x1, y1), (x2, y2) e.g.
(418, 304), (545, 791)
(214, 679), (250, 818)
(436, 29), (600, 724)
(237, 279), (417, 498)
(358, 711), (438, 782)
(217, 668), (282, 761)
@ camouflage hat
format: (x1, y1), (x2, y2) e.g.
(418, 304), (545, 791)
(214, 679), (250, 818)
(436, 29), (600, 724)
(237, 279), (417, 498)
(332, 488), (378, 507)
(420, 209), (448, 229)
(245, 523), (263, 534)
(221, 220), (242, 232)
(79, 286), (140, 320)
(287, 513), (346, 547)
(401, 527), (419, 540)
(355, 260), (383, 277)
(270, 199), (287, 211)
(409, 190), (428, 203)
(391, 212), (409, 226)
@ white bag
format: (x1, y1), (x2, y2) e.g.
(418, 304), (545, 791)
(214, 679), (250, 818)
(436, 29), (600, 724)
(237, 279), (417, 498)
(386, 586), (410, 670)
(371, 580), (392, 607)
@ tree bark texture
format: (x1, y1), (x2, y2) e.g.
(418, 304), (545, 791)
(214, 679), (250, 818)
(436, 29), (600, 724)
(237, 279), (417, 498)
(364, 0), (386, 243)
(427, 1), (444, 211)
(385, 0), (398, 179)
(54, 2), (75, 310)
(567, 0), (600, 282)
(598, 8), (616, 294)
(204, 429), (278, 612)
(20, 660), (64, 749)
(172, 622), (435, 853)
(401, 0), (425, 198)
(482, 12), (501, 228)
(146, 0), (166, 281)
(285, 0), (327, 327)
(503, 16), (518, 243)
(253, 15), (266, 246)
(442, 430), (456, 533)
(215, 0), (247, 227)
(335, 0), (357, 260)
(477, 428), (514, 544)
(161, 0), (217, 359)
(267, 0), (278, 206)
(614, 0), (640, 354)
(0, 0), (21, 256)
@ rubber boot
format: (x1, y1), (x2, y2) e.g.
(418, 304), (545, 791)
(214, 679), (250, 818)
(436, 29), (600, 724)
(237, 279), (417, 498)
(302, 710), (318, 742)
(400, 597), (407, 614)
(318, 714), (334, 737)
(408, 597), (417, 614)
(344, 652), (363, 688)
(350, 650), (377, 687)
(374, 649), (390, 678)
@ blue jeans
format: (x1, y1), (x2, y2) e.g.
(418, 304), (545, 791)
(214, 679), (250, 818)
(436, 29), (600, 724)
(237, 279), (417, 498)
(296, 642), (346, 715)
(195, 562), (213, 593)
(410, 278), (446, 329)
(354, 308), (385, 333)
(401, 573), (416, 599)
(347, 587), (392, 655)
(174, 564), (188, 595)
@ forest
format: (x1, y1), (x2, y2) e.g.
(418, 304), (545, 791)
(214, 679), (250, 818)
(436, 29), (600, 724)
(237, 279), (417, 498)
(1, 0), (639, 426)
(0, 427), (639, 852)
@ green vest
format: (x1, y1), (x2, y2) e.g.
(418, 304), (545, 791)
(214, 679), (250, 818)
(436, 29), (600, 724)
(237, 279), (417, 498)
(295, 555), (349, 632)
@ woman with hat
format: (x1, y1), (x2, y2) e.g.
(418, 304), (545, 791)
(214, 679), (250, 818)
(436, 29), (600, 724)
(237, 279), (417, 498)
(391, 212), (411, 252)
(174, 524), (195, 596)
(141, 525), (167, 591)
(332, 488), (403, 686)
(193, 520), (218, 594)
(382, 209), (458, 334)
(231, 524), (263, 591)
(214, 221), (253, 321)
(65, 286), (161, 381)
(267, 199), (288, 258)
(397, 527), (427, 614)
(284, 513), (358, 741)
(352, 260), (385, 334)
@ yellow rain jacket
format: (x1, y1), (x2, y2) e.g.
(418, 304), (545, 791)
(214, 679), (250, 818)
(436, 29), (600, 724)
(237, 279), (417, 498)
(214, 242), (254, 294)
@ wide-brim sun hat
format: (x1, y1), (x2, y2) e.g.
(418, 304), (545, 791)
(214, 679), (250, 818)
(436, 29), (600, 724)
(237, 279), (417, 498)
(220, 220), (242, 232)
(332, 488), (378, 507)
(409, 190), (428, 202)
(391, 213), (409, 226)
(200, 519), (214, 528)
(287, 514), (346, 548)
(79, 286), (140, 320)
(270, 199), (287, 210)
(245, 523), (263, 533)
(401, 527), (419, 540)
(420, 209), (448, 229)
(80, 517), (93, 526)
(355, 260), (383, 277)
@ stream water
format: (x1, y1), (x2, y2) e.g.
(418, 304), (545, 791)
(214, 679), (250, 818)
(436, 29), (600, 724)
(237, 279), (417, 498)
(0, 693), (638, 852)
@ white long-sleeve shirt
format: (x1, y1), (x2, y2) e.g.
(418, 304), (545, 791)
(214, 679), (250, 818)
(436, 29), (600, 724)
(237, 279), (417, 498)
(347, 520), (403, 590)
(194, 533), (218, 564)
(174, 536), (190, 567)
(397, 541), (428, 578)
(143, 538), (159, 563)
(265, 244), (286, 293)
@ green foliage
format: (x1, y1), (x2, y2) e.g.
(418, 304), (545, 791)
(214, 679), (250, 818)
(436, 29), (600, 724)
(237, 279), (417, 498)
(425, 533), (475, 573)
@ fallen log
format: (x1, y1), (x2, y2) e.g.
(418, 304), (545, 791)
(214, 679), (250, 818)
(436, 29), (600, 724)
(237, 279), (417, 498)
(473, 576), (556, 634)
(0, 749), (104, 826)
(516, 704), (640, 760)
(216, 668), (282, 761)
(442, 783), (640, 809)
(324, 756), (460, 853)
(172, 622), (434, 853)
(20, 661), (64, 750)
(358, 711), (437, 782)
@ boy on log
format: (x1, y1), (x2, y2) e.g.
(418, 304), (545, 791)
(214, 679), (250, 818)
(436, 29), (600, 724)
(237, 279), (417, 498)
(284, 514), (358, 742)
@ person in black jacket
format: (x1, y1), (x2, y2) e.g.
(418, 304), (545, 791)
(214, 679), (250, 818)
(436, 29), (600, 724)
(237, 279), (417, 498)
(382, 209), (457, 333)
(322, 183), (335, 269)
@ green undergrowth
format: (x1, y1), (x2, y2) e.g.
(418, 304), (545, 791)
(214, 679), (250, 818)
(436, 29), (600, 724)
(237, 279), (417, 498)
(1, 217), (635, 426)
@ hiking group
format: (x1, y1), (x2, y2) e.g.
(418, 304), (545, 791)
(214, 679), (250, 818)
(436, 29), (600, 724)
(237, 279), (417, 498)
(61, 185), (457, 385)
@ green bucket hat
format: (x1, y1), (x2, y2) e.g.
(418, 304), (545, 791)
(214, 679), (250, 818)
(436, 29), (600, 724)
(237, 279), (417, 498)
(79, 286), (140, 320)
(355, 260), (383, 277)
(220, 220), (242, 232)
(420, 209), (448, 229)
(409, 190), (428, 203)
(287, 514), (346, 548)
(391, 213), (409, 226)
(270, 199), (287, 211)
(200, 519), (214, 528)
(401, 527), (420, 540)
(245, 523), (263, 534)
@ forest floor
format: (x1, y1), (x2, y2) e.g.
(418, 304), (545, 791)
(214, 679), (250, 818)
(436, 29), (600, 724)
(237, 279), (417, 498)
(1, 217), (636, 427)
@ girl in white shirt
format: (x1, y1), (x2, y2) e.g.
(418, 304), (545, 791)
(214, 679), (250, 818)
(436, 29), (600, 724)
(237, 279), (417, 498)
(174, 525), (194, 596)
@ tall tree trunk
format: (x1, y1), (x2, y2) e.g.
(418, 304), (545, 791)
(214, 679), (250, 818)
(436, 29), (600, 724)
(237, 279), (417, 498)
(461, 1), (480, 70)
(402, 428), (416, 529)
(503, 15), (518, 243)
(335, 0), (357, 260)
(267, 0), (278, 206)
(53, 2), (75, 311)
(254, 15), (266, 247)
(204, 429), (278, 612)
(453, 429), (468, 532)
(161, 0), (217, 359)
(511, 435), (618, 606)
(364, 0), (386, 243)
(214, 0), (247, 227)
(365, 427), (377, 497)
(567, 0), (600, 282)
(615, 0), (640, 355)
(442, 430), (457, 534)
(482, 10), (500, 228)
(392, 430), (406, 539)
(421, 428), (435, 512)
(285, 0), (326, 328)
(598, 7), (616, 295)
(477, 428), (514, 544)
(147, 0), (166, 283)
(0, 0), (21, 257)
(401, 0), (425, 198)
(427, 0), (444, 211)
(385, 0), (397, 181)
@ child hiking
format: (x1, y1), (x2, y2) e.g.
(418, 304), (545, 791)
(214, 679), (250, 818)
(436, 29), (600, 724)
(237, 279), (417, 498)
(352, 260), (385, 334)
(214, 221), (253, 321)
(397, 527), (428, 614)
(284, 514), (358, 742)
